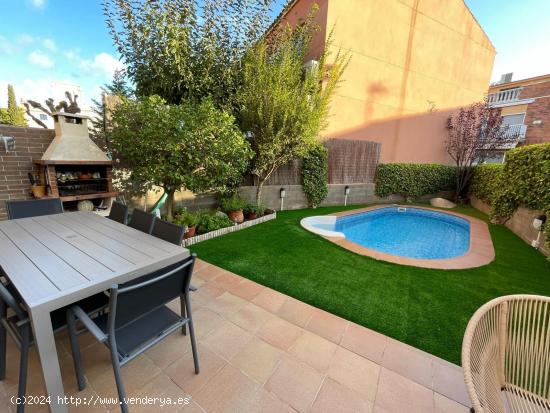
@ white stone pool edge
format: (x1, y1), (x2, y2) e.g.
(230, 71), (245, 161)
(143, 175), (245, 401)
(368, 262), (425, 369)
(300, 215), (345, 239)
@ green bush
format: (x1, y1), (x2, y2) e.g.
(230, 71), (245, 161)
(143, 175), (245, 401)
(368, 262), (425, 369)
(173, 210), (199, 228)
(244, 203), (265, 217)
(302, 144), (328, 207)
(196, 212), (234, 234)
(220, 195), (247, 212)
(470, 143), (550, 258)
(375, 163), (456, 200)
(469, 164), (504, 204)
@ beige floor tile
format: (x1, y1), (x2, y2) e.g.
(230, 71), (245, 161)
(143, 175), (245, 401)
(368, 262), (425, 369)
(202, 320), (253, 361)
(165, 347), (226, 397)
(194, 364), (258, 413)
(193, 265), (225, 281)
(290, 330), (338, 373)
(374, 368), (434, 413)
(432, 359), (469, 406)
(145, 330), (192, 370)
(311, 377), (373, 413)
(252, 288), (288, 313)
(381, 340), (434, 388)
(226, 302), (276, 334)
(226, 279), (264, 301)
(244, 389), (296, 413)
(434, 392), (470, 413)
(210, 271), (244, 291)
(340, 323), (388, 364)
(327, 347), (380, 402)
(305, 309), (349, 344)
(196, 283), (225, 299)
(230, 338), (283, 384)
(126, 373), (192, 413)
(88, 355), (162, 410)
(277, 298), (316, 328)
(67, 387), (110, 413)
(257, 317), (303, 351)
(190, 307), (224, 340)
(203, 292), (248, 317)
(264, 357), (323, 413)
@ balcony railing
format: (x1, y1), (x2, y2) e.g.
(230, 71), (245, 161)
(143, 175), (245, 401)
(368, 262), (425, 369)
(488, 88), (522, 105)
(502, 123), (527, 140)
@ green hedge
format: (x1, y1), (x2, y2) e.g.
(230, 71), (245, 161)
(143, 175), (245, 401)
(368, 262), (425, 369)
(302, 144), (328, 207)
(470, 143), (550, 257)
(470, 164), (504, 204)
(375, 163), (456, 199)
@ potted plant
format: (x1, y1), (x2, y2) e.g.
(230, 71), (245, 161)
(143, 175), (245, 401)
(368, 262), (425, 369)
(174, 210), (199, 239)
(244, 203), (265, 220)
(220, 195), (247, 224)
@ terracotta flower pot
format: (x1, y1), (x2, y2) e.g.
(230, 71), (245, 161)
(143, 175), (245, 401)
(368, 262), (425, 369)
(227, 209), (244, 224)
(184, 225), (196, 239)
(31, 185), (46, 199)
(248, 212), (258, 220)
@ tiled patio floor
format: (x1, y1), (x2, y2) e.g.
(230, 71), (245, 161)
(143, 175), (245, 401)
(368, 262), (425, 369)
(0, 259), (471, 412)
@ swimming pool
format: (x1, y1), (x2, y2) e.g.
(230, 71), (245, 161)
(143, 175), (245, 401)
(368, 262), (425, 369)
(301, 206), (470, 260)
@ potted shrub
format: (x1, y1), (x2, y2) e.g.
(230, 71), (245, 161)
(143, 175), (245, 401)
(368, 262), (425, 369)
(220, 196), (247, 224)
(174, 210), (199, 239)
(196, 211), (235, 234)
(244, 203), (265, 220)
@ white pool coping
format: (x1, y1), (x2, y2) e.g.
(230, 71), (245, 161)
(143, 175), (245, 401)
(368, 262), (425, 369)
(300, 215), (345, 239)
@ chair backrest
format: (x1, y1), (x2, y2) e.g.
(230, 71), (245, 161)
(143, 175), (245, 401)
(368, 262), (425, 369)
(6, 198), (63, 220)
(128, 209), (155, 234)
(108, 201), (129, 225)
(462, 295), (550, 413)
(0, 280), (27, 322)
(107, 254), (196, 330)
(152, 219), (185, 245)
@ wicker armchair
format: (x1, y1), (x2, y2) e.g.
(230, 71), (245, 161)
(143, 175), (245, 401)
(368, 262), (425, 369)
(462, 295), (550, 413)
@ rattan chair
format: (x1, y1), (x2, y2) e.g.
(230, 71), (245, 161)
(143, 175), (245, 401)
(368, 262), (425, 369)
(107, 201), (129, 225)
(6, 198), (63, 220)
(128, 209), (155, 234)
(462, 295), (550, 413)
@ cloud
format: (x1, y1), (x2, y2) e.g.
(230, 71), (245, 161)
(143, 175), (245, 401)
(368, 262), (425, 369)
(30, 0), (46, 9)
(27, 50), (54, 69)
(18, 34), (35, 45)
(0, 36), (14, 55)
(80, 53), (124, 78)
(42, 38), (56, 51)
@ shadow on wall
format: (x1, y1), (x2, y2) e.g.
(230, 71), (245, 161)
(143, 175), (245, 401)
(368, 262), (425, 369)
(326, 106), (465, 164)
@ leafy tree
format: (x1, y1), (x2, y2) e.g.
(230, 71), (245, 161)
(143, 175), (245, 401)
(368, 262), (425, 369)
(445, 100), (518, 201)
(0, 85), (27, 126)
(239, 11), (348, 203)
(109, 95), (252, 219)
(103, 0), (274, 110)
(302, 144), (328, 207)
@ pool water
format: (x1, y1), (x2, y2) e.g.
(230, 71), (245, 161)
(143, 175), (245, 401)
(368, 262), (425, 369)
(335, 207), (470, 259)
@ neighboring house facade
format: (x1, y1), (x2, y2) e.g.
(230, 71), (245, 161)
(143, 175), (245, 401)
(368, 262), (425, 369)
(488, 73), (550, 149)
(275, 0), (496, 163)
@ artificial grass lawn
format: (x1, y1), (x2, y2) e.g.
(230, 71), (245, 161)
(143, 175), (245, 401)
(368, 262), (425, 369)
(190, 204), (550, 364)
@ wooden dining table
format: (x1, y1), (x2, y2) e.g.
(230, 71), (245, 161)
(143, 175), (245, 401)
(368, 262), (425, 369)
(0, 211), (189, 413)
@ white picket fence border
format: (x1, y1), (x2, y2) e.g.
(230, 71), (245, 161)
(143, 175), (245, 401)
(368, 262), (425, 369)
(182, 212), (276, 247)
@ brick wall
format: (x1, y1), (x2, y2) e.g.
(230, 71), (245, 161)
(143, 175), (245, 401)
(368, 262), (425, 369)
(519, 82), (550, 145)
(0, 125), (54, 220)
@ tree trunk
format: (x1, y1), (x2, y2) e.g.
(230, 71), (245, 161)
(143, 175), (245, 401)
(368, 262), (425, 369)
(256, 179), (265, 205)
(165, 189), (175, 221)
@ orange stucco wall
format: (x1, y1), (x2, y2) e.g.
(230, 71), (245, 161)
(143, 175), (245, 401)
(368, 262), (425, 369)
(282, 0), (496, 164)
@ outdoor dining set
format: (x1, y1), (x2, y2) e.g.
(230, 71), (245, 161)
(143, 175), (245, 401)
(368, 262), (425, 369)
(0, 198), (200, 413)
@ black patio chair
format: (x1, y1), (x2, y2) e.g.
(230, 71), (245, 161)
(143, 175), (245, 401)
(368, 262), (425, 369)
(66, 254), (199, 413)
(151, 219), (185, 246)
(0, 277), (108, 413)
(107, 201), (129, 225)
(128, 209), (155, 234)
(6, 198), (63, 220)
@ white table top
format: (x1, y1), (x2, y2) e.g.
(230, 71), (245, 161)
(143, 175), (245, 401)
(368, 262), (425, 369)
(0, 211), (189, 311)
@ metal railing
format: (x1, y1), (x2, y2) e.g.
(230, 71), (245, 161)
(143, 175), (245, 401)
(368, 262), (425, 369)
(502, 124), (527, 140)
(488, 88), (522, 105)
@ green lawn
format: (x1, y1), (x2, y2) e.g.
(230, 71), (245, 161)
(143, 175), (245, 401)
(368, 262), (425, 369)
(190, 204), (550, 364)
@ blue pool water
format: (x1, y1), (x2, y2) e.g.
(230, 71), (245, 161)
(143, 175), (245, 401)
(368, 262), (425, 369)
(335, 207), (470, 259)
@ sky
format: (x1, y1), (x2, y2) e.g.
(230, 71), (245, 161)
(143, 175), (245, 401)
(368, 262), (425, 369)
(0, 0), (549, 109)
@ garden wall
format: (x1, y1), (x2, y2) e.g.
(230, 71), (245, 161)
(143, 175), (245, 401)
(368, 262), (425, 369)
(471, 195), (549, 256)
(0, 125), (55, 220)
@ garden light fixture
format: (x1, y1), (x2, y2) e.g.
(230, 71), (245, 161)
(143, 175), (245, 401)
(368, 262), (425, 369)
(344, 186), (350, 206)
(531, 215), (546, 249)
(280, 187), (286, 211)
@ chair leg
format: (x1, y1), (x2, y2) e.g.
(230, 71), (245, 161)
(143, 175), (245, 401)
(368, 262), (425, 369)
(0, 301), (6, 380)
(66, 308), (86, 391)
(109, 344), (128, 413)
(180, 296), (187, 336)
(16, 324), (31, 413)
(184, 292), (199, 374)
